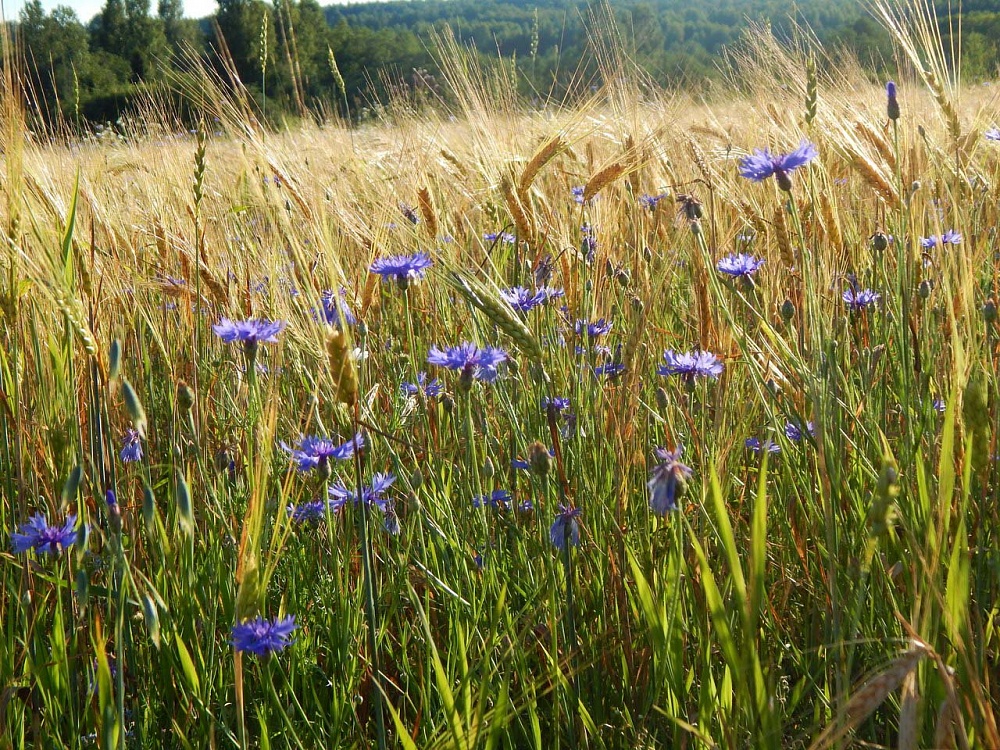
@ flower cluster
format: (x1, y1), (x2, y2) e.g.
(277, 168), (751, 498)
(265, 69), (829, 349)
(920, 230), (962, 249)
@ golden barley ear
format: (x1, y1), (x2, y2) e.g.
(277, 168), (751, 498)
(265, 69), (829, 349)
(808, 645), (927, 750)
(500, 174), (534, 244)
(417, 187), (438, 240)
(518, 134), (564, 200)
(845, 146), (900, 208)
(583, 161), (626, 203)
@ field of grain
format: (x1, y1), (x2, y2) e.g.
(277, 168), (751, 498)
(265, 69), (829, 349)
(1, 5), (998, 748)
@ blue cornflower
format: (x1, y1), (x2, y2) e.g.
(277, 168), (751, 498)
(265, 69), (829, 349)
(647, 446), (692, 515)
(575, 318), (612, 339)
(550, 505), (582, 551)
(369, 251), (433, 289)
(985, 128), (1000, 142)
(594, 362), (626, 379)
(231, 615), (297, 656)
(213, 318), (287, 345)
(658, 350), (723, 383)
(314, 288), (356, 327)
(10, 513), (79, 555)
(328, 472), (396, 512)
(746, 437), (781, 454)
(920, 230), (962, 249)
(287, 499), (334, 524)
(280, 433), (364, 472)
(639, 193), (669, 210)
(120, 428), (143, 463)
(484, 231), (516, 245)
(843, 288), (881, 311)
(932, 398), (946, 414)
(784, 421), (814, 442)
(717, 253), (765, 279)
(542, 396), (571, 413)
(500, 286), (563, 313)
(427, 342), (508, 383)
(571, 186), (587, 204)
(738, 140), (818, 191)
(473, 490), (513, 510)
(401, 373), (444, 399)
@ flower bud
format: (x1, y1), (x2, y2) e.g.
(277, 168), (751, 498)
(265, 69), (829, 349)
(886, 81), (900, 121)
(780, 298), (796, 322)
(528, 441), (552, 477)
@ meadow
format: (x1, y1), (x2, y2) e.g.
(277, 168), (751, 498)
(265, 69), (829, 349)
(0, 4), (998, 748)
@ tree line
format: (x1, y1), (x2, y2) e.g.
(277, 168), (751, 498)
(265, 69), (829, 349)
(9, 0), (1000, 130)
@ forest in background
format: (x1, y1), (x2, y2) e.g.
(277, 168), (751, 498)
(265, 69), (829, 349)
(9, 0), (1000, 130)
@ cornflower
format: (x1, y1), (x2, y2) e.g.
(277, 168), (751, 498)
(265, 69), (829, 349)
(738, 139), (818, 191)
(745, 437), (781, 454)
(120, 428), (143, 463)
(500, 286), (563, 313)
(10, 513), (80, 555)
(842, 287), (881, 311)
(550, 505), (582, 551)
(427, 342), (507, 384)
(647, 446), (692, 515)
(717, 253), (765, 281)
(784, 421), (815, 442)
(369, 251), (433, 290)
(401, 373), (444, 399)
(280, 433), (364, 473)
(920, 230), (962, 249)
(658, 350), (723, 384)
(231, 615), (297, 656)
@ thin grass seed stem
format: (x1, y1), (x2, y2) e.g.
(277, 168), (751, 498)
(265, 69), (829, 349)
(352, 397), (387, 750)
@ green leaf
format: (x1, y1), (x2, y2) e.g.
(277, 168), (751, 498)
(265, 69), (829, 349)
(708, 463), (747, 612)
(174, 633), (201, 699)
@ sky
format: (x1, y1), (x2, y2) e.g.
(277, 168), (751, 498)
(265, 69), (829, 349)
(1, 0), (361, 25)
